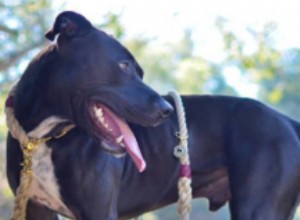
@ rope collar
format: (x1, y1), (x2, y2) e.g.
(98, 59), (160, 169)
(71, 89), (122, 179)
(5, 94), (75, 174)
(21, 124), (75, 174)
(5, 83), (75, 220)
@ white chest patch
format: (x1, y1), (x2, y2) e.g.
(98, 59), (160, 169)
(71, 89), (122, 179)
(27, 116), (74, 218)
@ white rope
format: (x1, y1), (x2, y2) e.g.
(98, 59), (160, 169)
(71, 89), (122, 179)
(169, 90), (192, 220)
(133, 91), (192, 220)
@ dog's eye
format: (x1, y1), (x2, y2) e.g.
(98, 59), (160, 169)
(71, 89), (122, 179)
(119, 61), (131, 73)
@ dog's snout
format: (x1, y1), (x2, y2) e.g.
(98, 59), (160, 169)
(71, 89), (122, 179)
(158, 100), (173, 118)
(150, 95), (173, 119)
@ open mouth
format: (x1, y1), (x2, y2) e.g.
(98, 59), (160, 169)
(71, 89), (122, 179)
(89, 102), (146, 172)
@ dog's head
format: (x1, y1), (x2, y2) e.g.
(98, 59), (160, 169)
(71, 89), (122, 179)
(14, 11), (173, 171)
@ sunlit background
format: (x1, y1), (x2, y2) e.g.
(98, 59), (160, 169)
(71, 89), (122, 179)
(1, 0), (300, 219)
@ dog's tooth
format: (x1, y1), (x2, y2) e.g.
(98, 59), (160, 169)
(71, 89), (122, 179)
(95, 108), (103, 117)
(120, 143), (125, 148)
(116, 135), (124, 144)
(99, 116), (105, 124)
(93, 107), (110, 130)
(93, 106), (98, 113)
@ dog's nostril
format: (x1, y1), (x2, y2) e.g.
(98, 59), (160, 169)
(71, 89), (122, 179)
(159, 101), (173, 118)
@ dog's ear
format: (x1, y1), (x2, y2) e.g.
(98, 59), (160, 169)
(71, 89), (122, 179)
(45, 11), (93, 41)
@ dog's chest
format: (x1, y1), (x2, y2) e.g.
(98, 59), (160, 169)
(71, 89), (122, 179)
(30, 143), (74, 218)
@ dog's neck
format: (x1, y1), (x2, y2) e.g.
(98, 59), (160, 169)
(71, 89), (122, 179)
(13, 46), (67, 132)
(27, 116), (73, 139)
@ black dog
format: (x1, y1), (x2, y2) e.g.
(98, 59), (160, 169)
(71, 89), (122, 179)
(6, 11), (300, 220)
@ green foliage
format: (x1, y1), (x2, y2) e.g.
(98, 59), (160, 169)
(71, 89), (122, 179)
(100, 12), (125, 39)
(216, 17), (300, 120)
(125, 28), (237, 96)
(272, 49), (300, 119)
(216, 18), (282, 86)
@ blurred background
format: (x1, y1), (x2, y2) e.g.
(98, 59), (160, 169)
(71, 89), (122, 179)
(1, 0), (300, 219)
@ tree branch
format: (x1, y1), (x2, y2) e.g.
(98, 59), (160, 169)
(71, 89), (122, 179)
(0, 39), (46, 72)
(0, 24), (18, 36)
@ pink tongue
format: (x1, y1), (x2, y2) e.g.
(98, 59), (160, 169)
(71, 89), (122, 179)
(106, 110), (146, 172)
(118, 120), (146, 172)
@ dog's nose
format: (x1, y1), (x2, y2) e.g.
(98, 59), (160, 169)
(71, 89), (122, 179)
(159, 100), (173, 118)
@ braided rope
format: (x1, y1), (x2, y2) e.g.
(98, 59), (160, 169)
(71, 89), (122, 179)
(5, 84), (33, 220)
(133, 91), (192, 220)
(11, 173), (32, 220)
(169, 91), (192, 220)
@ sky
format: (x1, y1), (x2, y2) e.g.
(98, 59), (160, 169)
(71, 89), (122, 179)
(53, 0), (300, 97)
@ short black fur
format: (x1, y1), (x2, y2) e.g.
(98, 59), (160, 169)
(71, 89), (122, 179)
(7, 11), (300, 220)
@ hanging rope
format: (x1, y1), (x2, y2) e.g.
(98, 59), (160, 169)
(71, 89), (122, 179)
(5, 83), (74, 220)
(133, 91), (192, 220)
(5, 84), (32, 220)
(169, 91), (192, 220)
